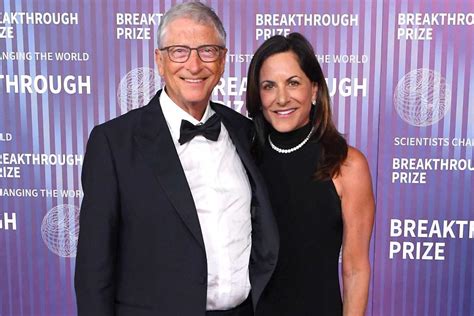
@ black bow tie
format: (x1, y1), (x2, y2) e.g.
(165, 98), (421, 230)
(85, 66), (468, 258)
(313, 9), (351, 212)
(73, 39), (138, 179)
(178, 114), (221, 145)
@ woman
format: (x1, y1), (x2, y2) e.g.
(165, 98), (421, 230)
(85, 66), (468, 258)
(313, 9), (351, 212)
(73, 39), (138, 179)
(247, 33), (375, 316)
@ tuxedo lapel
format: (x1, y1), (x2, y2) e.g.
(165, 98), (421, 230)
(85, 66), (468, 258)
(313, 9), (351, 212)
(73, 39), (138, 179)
(213, 104), (280, 310)
(134, 93), (205, 251)
(212, 105), (256, 179)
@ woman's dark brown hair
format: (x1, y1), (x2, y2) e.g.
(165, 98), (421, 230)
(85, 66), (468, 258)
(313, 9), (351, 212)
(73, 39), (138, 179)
(246, 32), (348, 180)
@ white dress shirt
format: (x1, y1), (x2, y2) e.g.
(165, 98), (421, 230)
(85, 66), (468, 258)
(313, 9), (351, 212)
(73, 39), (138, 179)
(160, 90), (252, 310)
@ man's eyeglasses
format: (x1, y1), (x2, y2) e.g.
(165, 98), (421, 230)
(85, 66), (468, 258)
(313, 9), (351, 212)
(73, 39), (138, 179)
(159, 45), (226, 63)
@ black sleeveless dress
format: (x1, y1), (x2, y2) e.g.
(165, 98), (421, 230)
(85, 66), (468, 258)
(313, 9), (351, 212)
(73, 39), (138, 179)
(256, 123), (343, 316)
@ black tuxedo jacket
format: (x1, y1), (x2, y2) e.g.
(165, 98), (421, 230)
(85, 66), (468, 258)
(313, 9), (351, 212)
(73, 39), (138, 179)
(74, 91), (279, 316)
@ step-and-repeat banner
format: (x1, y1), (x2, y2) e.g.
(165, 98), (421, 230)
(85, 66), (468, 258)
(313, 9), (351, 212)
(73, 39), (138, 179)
(0, 1), (472, 315)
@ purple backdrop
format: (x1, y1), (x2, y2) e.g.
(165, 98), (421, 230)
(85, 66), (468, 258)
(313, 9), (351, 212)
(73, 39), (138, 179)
(0, 1), (472, 315)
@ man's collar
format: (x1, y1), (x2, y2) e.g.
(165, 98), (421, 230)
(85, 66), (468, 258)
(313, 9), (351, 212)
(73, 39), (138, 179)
(159, 87), (215, 142)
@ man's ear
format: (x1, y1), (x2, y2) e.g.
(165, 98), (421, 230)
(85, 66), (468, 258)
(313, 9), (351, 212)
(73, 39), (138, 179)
(218, 49), (227, 77)
(155, 49), (165, 76)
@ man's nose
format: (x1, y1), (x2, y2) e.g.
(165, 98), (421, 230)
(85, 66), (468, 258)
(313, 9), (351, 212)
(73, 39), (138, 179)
(185, 50), (203, 73)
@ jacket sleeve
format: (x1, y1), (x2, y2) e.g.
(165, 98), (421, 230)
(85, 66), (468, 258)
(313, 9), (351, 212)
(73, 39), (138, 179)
(74, 126), (120, 316)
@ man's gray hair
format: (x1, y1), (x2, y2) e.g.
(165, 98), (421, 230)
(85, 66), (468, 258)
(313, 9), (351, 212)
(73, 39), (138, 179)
(157, 1), (226, 48)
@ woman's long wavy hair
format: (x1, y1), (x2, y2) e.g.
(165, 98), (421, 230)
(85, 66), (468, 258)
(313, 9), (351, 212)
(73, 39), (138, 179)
(246, 32), (348, 180)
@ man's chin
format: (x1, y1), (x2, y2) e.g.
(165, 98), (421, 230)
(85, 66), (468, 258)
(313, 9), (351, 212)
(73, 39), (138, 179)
(182, 94), (212, 106)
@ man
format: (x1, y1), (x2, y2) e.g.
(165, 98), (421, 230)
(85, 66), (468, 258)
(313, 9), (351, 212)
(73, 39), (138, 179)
(74, 2), (278, 316)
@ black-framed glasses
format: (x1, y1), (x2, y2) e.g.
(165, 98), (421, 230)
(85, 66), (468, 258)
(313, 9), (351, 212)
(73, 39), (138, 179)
(159, 45), (226, 63)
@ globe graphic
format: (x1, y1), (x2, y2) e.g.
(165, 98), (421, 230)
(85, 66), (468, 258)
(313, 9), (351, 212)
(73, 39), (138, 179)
(41, 204), (80, 258)
(117, 67), (161, 114)
(393, 69), (451, 127)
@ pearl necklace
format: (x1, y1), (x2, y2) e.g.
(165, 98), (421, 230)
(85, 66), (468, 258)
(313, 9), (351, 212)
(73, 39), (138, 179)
(268, 126), (315, 154)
